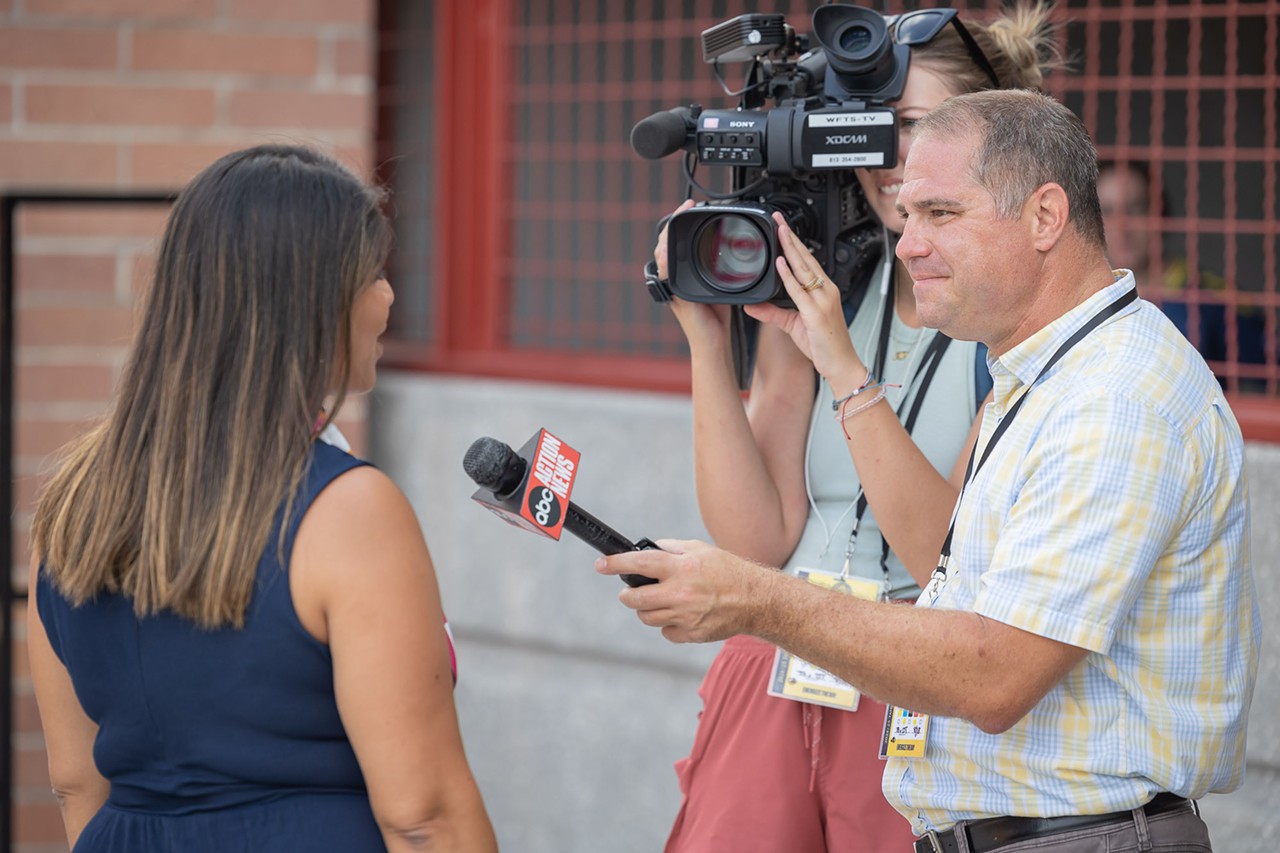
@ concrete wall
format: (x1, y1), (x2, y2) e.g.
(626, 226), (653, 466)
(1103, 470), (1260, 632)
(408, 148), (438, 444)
(373, 371), (1278, 853)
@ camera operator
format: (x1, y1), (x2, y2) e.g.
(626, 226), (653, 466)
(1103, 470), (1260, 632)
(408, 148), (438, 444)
(643, 5), (1064, 851)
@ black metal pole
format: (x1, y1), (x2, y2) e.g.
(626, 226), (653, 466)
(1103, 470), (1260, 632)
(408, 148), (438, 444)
(2, 193), (17, 853)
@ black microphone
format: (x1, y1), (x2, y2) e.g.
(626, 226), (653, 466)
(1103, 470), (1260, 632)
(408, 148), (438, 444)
(463, 434), (659, 587)
(630, 106), (696, 161)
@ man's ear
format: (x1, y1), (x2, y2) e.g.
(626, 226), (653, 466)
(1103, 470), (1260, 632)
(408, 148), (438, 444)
(1025, 182), (1070, 252)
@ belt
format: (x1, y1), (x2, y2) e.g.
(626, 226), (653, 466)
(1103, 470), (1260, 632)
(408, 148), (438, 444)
(913, 792), (1190, 853)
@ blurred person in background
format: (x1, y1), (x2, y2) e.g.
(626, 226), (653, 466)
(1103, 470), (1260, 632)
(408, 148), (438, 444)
(1098, 160), (1268, 378)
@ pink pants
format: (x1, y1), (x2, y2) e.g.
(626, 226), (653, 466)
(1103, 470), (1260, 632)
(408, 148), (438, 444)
(665, 635), (917, 853)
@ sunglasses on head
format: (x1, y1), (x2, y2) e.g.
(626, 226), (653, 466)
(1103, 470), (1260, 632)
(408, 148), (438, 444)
(886, 7), (1001, 89)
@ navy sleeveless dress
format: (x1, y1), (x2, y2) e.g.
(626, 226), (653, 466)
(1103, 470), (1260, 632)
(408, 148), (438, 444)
(37, 442), (388, 852)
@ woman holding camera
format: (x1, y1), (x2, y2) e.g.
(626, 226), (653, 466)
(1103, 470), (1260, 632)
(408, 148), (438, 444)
(27, 145), (497, 853)
(651, 6), (1062, 851)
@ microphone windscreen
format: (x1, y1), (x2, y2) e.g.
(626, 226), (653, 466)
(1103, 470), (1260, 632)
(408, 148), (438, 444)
(630, 107), (692, 160)
(462, 437), (520, 493)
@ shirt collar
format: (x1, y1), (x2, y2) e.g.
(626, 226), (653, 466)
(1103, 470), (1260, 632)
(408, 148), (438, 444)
(989, 270), (1138, 405)
(317, 421), (351, 452)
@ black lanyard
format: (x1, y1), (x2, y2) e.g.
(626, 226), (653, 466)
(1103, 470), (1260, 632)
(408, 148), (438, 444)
(932, 288), (1139, 582)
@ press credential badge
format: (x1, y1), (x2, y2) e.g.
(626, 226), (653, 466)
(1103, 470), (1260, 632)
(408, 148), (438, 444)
(767, 569), (884, 712)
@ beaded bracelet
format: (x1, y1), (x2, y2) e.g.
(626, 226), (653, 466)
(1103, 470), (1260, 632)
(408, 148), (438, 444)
(831, 368), (876, 412)
(837, 386), (887, 439)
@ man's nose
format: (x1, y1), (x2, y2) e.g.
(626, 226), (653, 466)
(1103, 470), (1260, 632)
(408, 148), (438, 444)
(895, 218), (927, 262)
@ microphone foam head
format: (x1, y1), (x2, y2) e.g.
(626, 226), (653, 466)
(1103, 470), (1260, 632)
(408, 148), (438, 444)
(630, 108), (691, 160)
(462, 437), (517, 491)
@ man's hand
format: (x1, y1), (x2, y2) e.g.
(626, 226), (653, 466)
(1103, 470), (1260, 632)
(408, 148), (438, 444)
(595, 539), (774, 644)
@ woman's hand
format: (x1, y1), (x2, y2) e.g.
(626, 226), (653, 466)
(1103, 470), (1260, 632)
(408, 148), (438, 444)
(652, 198), (693, 282)
(653, 199), (734, 351)
(744, 213), (868, 389)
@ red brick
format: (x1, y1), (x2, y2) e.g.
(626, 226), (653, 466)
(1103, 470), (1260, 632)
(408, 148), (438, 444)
(16, 305), (136, 348)
(12, 800), (64, 844)
(130, 253), (157, 298)
(18, 206), (171, 239)
(334, 36), (374, 78)
(12, 526), (33, 583)
(132, 142), (370, 183)
(16, 364), (118, 406)
(126, 141), (245, 188)
(15, 255), (118, 299)
(27, 83), (215, 128)
(0, 26), (118, 70)
(331, 144), (377, 181)
(127, 142), (377, 191)
(229, 89), (370, 130)
(14, 473), (54, 518)
(14, 419), (94, 460)
(14, 744), (53, 790)
(132, 29), (319, 76)
(11, 607), (30, 678)
(228, 0), (373, 25)
(0, 140), (117, 188)
(13, 691), (43, 735)
(28, 0), (216, 20)
(0, 83), (12, 123)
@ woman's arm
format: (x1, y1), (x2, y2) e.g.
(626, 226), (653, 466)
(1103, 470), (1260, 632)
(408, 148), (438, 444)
(655, 201), (817, 566)
(686, 318), (817, 567)
(291, 467), (497, 853)
(27, 556), (110, 848)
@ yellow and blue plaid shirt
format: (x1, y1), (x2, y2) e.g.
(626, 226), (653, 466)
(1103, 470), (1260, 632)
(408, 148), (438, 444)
(884, 273), (1260, 833)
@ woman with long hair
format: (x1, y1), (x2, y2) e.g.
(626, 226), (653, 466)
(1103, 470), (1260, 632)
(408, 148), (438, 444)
(28, 144), (497, 852)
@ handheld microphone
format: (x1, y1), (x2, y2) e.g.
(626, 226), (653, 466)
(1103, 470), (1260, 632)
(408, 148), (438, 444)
(463, 431), (659, 587)
(630, 105), (696, 161)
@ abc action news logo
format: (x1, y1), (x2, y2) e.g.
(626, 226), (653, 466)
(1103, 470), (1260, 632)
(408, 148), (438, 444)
(520, 430), (580, 538)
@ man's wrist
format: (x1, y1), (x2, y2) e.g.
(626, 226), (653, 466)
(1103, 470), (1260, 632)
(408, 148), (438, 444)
(738, 558), (782, 639)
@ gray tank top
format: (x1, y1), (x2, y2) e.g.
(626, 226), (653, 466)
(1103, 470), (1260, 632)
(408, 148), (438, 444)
(781, 256), (983, 598)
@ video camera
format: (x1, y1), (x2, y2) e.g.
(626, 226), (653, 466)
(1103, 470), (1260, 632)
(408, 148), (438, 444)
(632, 4), (910, 307)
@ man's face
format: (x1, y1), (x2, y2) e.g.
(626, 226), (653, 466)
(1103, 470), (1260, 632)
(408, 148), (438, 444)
(894, 131), (1038, 353)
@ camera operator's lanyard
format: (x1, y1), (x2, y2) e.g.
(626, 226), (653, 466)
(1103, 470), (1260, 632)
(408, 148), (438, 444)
(842, 290), (953, 595)
(923, 287), (1138, 604)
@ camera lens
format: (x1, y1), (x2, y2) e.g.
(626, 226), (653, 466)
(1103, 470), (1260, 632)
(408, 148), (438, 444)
(693, 214), (769, 293)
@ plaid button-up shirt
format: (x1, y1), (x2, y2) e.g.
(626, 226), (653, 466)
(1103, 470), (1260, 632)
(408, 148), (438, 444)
(884, 273), (1260, 833)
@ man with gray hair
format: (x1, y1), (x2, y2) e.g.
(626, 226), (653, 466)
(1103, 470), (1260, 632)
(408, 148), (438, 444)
(598, 89), (1258, 851)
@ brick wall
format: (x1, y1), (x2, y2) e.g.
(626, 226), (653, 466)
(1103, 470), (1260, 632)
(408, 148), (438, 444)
(2, 1), (378, 848)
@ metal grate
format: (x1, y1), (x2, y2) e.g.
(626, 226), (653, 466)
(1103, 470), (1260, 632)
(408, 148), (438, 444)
(375, 0), (1279, 432)
(1055, 0), (1279, 397)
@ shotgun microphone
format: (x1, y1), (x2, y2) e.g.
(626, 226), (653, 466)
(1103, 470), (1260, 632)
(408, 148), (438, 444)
(463, 432), (658, 587)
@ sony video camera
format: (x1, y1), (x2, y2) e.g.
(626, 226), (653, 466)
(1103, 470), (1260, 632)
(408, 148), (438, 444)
(631, 4), (910, 307)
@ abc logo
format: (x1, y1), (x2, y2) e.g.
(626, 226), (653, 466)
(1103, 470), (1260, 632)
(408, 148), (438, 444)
(527, 485), (562, 528)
